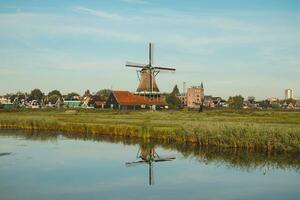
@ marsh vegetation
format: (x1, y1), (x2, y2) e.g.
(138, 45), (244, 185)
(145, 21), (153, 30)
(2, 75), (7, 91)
(0, 109), (300, 152)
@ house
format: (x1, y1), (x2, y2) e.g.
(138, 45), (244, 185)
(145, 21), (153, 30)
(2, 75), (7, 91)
(82, 95), (107, 109)
(105, 91), (166, 110)
(0, 100), (13, 109)
(243, 100), (257, 109)
(94, 100), (106, 109)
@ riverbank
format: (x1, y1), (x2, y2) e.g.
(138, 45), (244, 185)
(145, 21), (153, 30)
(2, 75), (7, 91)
(0, 109), (300, 152)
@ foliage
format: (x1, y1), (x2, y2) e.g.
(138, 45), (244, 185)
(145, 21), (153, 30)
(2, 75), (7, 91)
(65, 92), (80, 99)
(258, 100), (271, 109)
(30, 89), (44, 102)
(48, 95), (60, 104)
(166, 93), (181, 109)
(96, 89), (112, 98)
(248, 96), (256, 104)
(48, 90), (62, 97)
(165, 85), (182, 109)
(228, 95), (244, 109)
(171, 85), (180, 96)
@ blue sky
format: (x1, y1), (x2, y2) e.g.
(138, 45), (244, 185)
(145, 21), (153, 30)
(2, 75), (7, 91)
(0, 0), (300, 99)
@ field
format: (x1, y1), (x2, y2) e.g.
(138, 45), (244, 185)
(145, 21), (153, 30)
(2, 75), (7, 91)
(0, 109), (300, 152)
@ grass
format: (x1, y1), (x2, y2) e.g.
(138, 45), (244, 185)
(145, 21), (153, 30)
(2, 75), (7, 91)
(0, 109), (300, 152)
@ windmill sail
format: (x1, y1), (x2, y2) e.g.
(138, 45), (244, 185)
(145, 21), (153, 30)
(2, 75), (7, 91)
(125, 43), (176, 94)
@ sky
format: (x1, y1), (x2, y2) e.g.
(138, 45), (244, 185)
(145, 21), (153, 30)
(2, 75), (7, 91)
(0, 0), (300, 100)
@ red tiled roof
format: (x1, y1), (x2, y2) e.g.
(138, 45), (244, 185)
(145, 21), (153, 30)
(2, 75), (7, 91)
(112, 91), (165, 106)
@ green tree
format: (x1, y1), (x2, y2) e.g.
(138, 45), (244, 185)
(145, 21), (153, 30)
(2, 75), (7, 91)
(48, 90), (62, 97)
(30, 89), (44, 102)
(228, 95), (244, 109)
(65, 92), (80, 99)
(96, 89), (112, 98)
(258, 100), (271, 109)
(48, 95), (61, 104)
(247, 96), (256, 104)
(166, 86), (182, 109)
(171, 85), (180, 96)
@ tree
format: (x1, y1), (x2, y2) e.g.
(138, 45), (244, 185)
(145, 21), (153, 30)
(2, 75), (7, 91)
(171, 85), (180, 96)
(247, 96), (256, 104)
(166, 93), (181, 109)
(258, 100), (271, 109)
(65, 92), (80, 99)
(48, 90), (62, 97)
(48, 95), (61, 104)
(30, 89), (44, 102)
(227, 95), (244, 109)
(96, 89), (112, 99)
(166, 86), (182, 109)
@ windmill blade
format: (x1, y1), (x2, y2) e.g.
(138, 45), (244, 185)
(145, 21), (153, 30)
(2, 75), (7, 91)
(149, 43), (154, 66)
(153, 66), (176, 71)
(126, 61), (147, 68)
(125, 160), (147, 167)
(154, 157), (176, 162)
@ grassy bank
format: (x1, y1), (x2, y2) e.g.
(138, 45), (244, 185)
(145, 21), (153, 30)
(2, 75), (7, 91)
(0, 109), (300, 152)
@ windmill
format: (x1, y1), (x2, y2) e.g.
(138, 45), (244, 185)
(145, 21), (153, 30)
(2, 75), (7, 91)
(126, 43), (176, 98)
(125, 146), (176, 185)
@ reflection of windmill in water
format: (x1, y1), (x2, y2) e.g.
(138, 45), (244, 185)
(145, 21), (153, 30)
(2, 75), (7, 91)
(125, 145), (176, 185)
(126, 43), (176, 100)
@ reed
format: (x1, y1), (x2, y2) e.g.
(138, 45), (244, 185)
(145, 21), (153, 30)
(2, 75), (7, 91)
(0, 109), (300, 152)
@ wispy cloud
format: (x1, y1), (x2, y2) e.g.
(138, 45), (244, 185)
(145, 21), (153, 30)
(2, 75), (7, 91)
(72, 6), (124, 21)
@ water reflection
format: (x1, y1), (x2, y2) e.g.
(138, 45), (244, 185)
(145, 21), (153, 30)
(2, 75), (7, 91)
(1, 130), (300, 173)
(0, 152), (12, 157)
(126, 144), (175, 185)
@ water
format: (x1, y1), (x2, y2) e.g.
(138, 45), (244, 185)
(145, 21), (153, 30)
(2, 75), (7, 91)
(0, 131), (299, 200)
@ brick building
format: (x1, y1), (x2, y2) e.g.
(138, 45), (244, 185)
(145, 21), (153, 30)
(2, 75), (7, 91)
(186, 83), (204, 108)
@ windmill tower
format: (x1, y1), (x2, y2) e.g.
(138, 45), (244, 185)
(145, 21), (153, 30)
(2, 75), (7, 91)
(126, 43), (176, 99)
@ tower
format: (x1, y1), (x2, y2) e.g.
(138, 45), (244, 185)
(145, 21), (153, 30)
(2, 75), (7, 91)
(285, 89), (293, 99)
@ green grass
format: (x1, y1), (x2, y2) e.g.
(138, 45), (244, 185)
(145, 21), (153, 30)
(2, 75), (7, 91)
(0, 109), (300, 152)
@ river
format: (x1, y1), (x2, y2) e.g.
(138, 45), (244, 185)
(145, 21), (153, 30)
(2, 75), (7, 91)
(0, 130), (299, 200)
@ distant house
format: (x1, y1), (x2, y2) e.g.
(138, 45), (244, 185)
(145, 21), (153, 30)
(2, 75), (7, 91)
(287, 102), (295, 109)
(243, 100), (257, 109)
(105, 91), (166, 110)
(94, 100), (106, 109)
(0, 101), (13, 109)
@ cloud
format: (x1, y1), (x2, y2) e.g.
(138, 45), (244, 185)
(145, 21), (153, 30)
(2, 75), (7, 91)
(72, 6), (124, 21)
